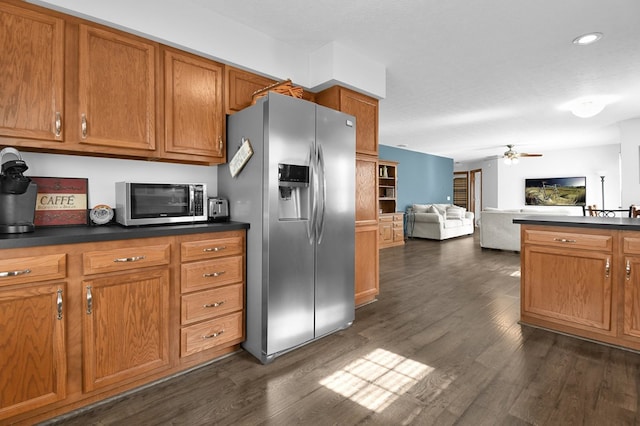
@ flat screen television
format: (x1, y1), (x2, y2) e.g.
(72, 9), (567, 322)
(525, 177), (586, 206)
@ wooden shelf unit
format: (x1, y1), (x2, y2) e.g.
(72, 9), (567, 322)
(377, 160), (404, 248)
(378, 160), (398, 214)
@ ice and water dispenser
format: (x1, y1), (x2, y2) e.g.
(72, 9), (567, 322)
(278, 163), (309, 220)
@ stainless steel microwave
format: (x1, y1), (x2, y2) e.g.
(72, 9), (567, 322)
(115, 182), (207, 226)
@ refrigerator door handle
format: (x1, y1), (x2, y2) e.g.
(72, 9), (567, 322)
(316, 142), (327, 244)
(307, 140), (317, 244)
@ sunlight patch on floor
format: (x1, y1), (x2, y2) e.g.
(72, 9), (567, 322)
(510, 269), (521, 277)
(319, 348), (433, 413)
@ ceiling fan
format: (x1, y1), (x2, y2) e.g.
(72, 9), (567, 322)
(503, 144), (542, 164)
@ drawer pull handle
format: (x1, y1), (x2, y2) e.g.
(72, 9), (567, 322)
(203, 271), (225, 278)
(114, 255), (146, 263)
(627, 260), (631, 281)
(57, 289), (63, 320)
(86, 286), (93, 315)
(203, 301), (225, 308)
(203, 246), (226, 252)
(0, 268), (31, 277)
(605, 258), (610, 278)
(203, 330), (224, 339)
(553, 238), (577, 243)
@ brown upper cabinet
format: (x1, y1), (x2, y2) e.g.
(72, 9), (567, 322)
(0, 2), (65, 143)
(0, 1), (226, 165)
(225, 66), (276, 115)
(163, 48), (225, 163)
(315, 86), (379, 156)
(77, 24), (158, 153)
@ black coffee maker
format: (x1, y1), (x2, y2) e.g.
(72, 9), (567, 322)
(0, 147), (37, 233)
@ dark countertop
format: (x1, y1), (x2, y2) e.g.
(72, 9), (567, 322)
(0, 221), (250, 250)
(513, 215), (640, 231)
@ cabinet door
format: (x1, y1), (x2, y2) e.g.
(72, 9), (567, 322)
(0, 3), (64, 142)
(379, 221), (393, 244)
(0, 284), (66, 420)
(78, 24), (157, 151)
(164, 49), (225, 162)
(82, 269), (170, 392)
(522, 245), (612, 332)
(315, 86), (378, 155)
(225, 66), (275, 114)
(355, 224), (379, 306)
(623, 255), (640, 338)
(339, 89), (378, 155)
(356, 155), (378, 225)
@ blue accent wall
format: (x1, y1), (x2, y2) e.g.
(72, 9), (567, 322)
(379, 145), (454, 212)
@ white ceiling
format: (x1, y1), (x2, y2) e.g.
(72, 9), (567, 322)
(190, 0), (640, 163)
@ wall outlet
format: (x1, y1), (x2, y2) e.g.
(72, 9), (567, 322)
(447, 196), (451, 201)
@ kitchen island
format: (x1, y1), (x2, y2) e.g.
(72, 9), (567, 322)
(514, 215), (640, 352)
(0, 221), (249, 425)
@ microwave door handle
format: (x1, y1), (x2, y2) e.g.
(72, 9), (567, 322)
(189, 185), (195, 216)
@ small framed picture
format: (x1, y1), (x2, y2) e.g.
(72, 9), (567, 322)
(30, 177), (88, 226)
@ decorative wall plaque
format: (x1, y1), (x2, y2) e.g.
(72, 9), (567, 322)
(30, 177), (88, 226)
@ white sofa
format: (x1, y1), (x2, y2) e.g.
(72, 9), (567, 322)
(479, 207), (573, 251)
(407, 203), (474, 240)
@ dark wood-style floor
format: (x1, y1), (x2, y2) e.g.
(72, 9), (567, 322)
(42, 233), (640, 425)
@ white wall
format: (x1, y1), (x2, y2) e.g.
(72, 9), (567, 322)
(20, 152), (217, 208)
(620, 118), (640, 207)
(457, 144), (621, 214)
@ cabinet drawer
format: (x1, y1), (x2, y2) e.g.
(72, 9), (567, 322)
(523, 229), (613, 252)
(393, 213), (404, 222)
(623, 236), (640, 255)
(379, 215), (393, 223)
(181, 233), (244, 262)
(180, 311), (243, 357)
(0, 254), (66, 286)
(181, 283), (243, 325)
(83, 244), (170, 275)
(181, 256), (244, 293)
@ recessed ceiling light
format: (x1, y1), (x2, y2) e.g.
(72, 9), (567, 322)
(572, 32), (603, 45)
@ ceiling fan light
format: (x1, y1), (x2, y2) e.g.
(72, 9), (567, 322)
(503, 155), (518, 166)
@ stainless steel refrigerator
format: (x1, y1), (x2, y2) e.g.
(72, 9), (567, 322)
(218, 92), (355, 364)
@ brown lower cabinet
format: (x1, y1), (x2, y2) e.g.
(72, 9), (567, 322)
(355, 224), (379, 306)
(520, 225), (640, 351)
(0, 230), (245, 425)
(379, 213), (405, 249)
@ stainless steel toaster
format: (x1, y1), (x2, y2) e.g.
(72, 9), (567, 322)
(207, 197), (229, 222)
